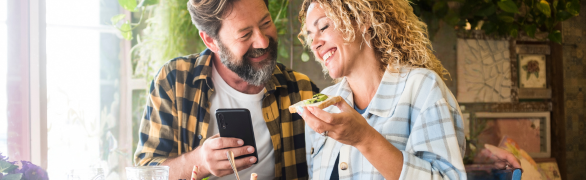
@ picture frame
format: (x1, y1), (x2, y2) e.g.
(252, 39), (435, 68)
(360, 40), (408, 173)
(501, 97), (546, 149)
(515, 44), (552, 99)
(474, 112), (551, 158)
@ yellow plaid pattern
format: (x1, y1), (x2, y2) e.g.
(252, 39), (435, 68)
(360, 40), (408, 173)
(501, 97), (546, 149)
(134, 49), (319, 180)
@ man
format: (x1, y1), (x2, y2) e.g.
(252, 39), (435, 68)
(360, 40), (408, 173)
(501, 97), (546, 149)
(133, 0), (318, 179)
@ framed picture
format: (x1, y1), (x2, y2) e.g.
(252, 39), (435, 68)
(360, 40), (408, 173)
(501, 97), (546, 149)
(474, 112), (551, 158)
(515, 44), (551, 99)
(518, 54), (546, 88)
(457, 39), (512, 103)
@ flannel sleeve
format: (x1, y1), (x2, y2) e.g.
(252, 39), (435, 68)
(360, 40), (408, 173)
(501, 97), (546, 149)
(134, 63), (179, 166)
(399, 97), (467, 180)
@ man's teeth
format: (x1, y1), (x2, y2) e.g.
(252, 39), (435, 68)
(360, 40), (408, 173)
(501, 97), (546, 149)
(323, 51), (334, 61)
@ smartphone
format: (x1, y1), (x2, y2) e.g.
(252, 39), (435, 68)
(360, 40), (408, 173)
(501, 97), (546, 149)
(215, 108), (259, 164)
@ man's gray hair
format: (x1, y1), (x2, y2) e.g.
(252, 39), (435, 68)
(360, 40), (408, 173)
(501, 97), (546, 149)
(187, 0), (269, 40)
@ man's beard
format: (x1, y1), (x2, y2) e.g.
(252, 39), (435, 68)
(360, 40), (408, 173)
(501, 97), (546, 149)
(217, 37), (278, 86)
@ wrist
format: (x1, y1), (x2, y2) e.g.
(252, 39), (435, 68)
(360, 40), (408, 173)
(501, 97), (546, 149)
(353, 126), (379, 149)
(185, 147), (211, 180)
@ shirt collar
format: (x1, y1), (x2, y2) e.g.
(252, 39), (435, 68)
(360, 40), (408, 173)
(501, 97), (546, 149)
(335, 68), (412, 118)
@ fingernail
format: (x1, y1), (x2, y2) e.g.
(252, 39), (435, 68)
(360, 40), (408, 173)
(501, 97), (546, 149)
(250, 157), (257, 163)
(296, 107), (304, 116)
(248, 147), (254, 153)
(237, 140), (244, 145)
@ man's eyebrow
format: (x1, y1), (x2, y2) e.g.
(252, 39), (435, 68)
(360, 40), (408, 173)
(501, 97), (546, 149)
(259, 13), (270, 24)
(237, 13), (271, 33)
(306, 16), (326, 35)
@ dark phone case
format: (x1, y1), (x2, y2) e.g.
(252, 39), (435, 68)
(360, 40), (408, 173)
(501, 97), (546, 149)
(216, 108), (259, 164)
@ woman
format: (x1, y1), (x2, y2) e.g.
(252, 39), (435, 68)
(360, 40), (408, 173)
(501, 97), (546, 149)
(296, 0), (519, 179)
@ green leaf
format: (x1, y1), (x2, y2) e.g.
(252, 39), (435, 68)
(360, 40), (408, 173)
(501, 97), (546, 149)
(510, 28), (518, 38)
(121, 22), (133, 40)
(536, 0), (551, 17)
(498, 14), (515, 23)
(524, 24), (537, 38)
(548, 30), (562, 44)
(110, 14), (126, 25)
(433, 1), (449, 18)
(535, 72), (539, 78)
(553, 0), (559, 11)
(137, 0), (158, 8)
(301, 52), (310, 62)
(498, 0), (519, 13)
(557, 10), (573, 21)
(482, 21), (497, 34)
(0, 160), (18, 173)
(2, 173), (23, 180)
(526, 72), (531, 80)
(444, 11), (461, 26)
(476, 4), (496, 16)
(118, 0), (138, 12)
(278, 46), (289, 59)
(566, 1), (580, 16)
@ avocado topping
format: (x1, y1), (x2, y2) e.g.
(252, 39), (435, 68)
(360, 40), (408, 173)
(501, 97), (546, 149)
(304, 93), (328, 105)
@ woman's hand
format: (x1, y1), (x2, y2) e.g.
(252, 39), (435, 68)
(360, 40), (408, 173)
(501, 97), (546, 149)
(299, 100), (376, 147)
(482, 144), (522, 169)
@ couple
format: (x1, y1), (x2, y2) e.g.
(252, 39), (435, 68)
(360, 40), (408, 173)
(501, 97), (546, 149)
(134, 0), (520, 179)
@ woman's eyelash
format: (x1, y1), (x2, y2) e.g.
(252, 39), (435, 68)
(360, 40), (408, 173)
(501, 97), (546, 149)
(320, 25), (329, 31)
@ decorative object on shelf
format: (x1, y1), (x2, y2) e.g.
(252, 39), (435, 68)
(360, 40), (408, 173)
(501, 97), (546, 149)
(474, 112), (551, 158)
(409, 0), (582, 44)
(515, 44), (552, 99)
(0, 153), (48, 180)
(457, 39), (512, 103)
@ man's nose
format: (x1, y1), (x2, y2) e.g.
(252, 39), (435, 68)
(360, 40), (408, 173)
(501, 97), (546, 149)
(251, 29), (270, 49)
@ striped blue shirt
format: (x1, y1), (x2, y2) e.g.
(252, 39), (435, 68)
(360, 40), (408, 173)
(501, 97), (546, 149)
(305, 68), (466, 180)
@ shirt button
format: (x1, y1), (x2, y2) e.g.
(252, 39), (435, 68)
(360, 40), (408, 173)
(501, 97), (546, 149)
(311, 147), (314, 154)
(198, 135), (203, 139)
(340, 162), (348, 170)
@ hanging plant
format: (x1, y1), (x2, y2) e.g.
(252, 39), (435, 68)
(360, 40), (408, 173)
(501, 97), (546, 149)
(410, 0), (581, 43)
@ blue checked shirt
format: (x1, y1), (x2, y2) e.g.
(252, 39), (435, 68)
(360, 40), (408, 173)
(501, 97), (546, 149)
(305, 68), (466, 180)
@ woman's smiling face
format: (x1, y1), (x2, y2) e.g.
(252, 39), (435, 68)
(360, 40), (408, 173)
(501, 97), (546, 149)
(305, 2), (367, 79)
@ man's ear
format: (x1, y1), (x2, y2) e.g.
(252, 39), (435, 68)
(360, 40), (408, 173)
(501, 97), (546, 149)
(200, 31), (219, 53)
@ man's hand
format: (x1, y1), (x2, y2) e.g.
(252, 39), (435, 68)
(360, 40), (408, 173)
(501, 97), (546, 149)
(198, 134), (257, 178)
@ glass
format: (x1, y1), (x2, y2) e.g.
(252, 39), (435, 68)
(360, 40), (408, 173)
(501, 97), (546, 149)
(46, 0), (126, 179)
(0, 0), (7, 155)
(67, 168), (105, 180)
(126, 166), (170, 180)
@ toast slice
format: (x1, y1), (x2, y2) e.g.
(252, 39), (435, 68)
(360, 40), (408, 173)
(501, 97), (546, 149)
(289, 95), (343, 113)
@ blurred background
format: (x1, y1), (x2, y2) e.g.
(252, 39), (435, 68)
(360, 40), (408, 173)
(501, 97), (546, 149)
(0, 0), (585, 179)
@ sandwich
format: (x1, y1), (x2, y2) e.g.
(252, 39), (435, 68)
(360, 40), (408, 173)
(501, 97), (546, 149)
(289, 93), (343, 114)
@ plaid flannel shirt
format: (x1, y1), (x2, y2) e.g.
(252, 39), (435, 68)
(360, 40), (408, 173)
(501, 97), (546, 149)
(306, 68), (466, 180)
(134, 49), (319, 180)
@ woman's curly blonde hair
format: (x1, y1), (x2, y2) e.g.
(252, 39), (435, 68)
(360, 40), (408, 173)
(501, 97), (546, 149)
(298, 0), (449, 79)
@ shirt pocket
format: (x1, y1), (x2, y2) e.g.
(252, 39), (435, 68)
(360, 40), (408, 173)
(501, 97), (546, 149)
(310, 135), (328, 158)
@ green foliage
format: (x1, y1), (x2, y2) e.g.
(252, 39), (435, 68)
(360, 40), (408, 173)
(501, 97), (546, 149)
(0, 161), (18, 173)
(1, 174), (23, 180)
(113, 0), (292, 82)
(118, 0), (138, 12)
(410, 0), (582, 44)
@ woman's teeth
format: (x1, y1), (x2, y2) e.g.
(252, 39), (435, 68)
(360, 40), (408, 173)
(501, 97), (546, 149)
(323, 50), (335, 61)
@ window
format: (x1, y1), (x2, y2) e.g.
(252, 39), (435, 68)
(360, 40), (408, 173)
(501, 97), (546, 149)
(0, 0), (7, 155)
(45, 0), (128, 178)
